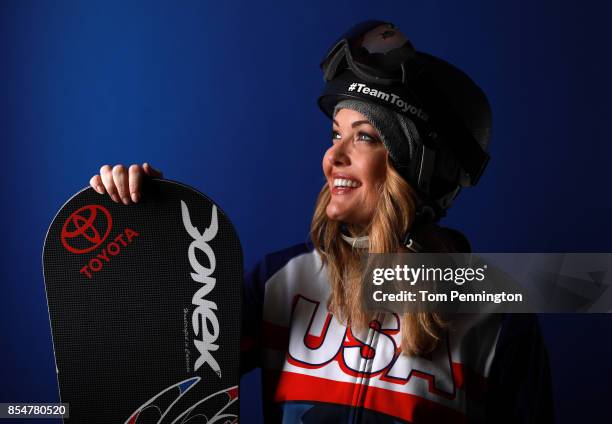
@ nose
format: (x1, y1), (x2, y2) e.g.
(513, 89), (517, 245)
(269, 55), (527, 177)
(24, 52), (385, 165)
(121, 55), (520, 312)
(327, 138), (351, 167)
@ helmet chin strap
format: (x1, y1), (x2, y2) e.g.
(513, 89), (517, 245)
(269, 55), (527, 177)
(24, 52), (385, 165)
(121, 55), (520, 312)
(402, 232), (423, 253)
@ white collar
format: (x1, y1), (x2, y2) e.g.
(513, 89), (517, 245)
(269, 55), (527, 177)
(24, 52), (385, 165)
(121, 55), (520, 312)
(340, 233), (422, 252)
(340, 233), (369, 249)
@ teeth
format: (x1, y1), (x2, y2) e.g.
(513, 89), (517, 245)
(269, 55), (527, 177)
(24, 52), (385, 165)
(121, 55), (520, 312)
(333, 178), (359, 188)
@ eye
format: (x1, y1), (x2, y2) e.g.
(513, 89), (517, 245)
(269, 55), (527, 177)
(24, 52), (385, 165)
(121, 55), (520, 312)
(356, 131), (378, 143)
(332, 129), (341, 143)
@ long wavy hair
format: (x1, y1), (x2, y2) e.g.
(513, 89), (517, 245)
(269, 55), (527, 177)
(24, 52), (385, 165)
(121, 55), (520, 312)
(310, 163), (447, 356)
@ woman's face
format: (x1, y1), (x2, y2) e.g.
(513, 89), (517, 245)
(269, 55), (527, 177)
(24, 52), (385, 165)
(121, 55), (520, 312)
(323, 108), (388, 229)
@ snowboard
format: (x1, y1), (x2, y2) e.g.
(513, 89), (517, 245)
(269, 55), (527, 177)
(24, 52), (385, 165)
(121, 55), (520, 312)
(42, 179), (243, 423)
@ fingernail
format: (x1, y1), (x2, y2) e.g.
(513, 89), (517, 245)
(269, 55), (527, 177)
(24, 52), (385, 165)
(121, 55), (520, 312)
(131, 192), (140, 203)
(122, 197), (130, 205)
(111, 194), (120, 203)
(95, 185), (104, 194)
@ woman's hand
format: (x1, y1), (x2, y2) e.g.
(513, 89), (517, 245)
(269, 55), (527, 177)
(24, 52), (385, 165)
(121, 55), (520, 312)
(89, 163), (163, 204)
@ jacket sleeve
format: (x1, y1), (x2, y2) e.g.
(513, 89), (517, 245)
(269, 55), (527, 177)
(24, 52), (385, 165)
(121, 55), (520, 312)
(239, 242), (313, 376)
(484, 314), (555, 423)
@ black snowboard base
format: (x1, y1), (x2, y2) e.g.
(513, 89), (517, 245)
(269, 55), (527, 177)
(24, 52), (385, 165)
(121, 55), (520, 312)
(43, 179), (242, 423)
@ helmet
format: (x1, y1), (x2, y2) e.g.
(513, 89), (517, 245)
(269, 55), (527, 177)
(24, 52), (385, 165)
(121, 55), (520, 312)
(318, 20), (492, 221)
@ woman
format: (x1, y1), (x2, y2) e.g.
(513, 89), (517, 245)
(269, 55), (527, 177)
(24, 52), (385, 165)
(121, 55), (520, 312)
(90, 21), (553, 423)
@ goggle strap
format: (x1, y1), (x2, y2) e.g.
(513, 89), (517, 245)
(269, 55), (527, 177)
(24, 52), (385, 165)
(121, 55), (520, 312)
(322, 43), (346, 81)
(417, 145), (436, 194)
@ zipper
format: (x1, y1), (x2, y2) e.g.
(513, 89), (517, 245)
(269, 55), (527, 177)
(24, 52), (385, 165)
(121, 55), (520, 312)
(350, 312), (384, 423)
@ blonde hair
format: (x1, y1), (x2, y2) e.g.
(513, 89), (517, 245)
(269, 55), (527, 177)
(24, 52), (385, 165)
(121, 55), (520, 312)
(310, 164), (446, 356)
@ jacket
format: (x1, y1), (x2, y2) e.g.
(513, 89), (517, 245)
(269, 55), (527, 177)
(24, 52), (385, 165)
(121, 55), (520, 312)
(241, 238), (554, 423)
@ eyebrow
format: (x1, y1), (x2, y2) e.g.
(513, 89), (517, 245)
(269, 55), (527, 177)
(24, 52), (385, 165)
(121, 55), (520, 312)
(332, 119), (373, 128)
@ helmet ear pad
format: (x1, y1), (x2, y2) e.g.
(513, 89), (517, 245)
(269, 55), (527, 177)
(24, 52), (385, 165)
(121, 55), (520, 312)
(387, 141), (462, 221)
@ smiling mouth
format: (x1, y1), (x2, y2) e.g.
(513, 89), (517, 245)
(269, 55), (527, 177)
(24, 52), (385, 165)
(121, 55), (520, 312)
(334, 178), (360, 188)
(331, 176), (361, 194)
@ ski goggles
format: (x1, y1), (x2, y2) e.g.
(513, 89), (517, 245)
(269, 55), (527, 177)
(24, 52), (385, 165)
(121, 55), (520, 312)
(320, 20), (419, 85)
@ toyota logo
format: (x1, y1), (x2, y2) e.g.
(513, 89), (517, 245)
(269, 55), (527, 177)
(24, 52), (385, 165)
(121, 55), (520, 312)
(61, 205), (113, 254)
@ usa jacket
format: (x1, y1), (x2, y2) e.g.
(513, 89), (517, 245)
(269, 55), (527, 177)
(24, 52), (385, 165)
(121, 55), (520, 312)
(241, 242), (554, 423)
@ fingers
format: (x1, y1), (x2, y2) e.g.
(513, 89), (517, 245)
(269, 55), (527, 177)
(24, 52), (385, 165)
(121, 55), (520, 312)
(90, 174), (104, 194)
(128, 164), (143, 203)
(94, 162), (160, 204)
(143, 162), (163, 178)
(99, 165), (120, 203)
(112, 165), (130, 205)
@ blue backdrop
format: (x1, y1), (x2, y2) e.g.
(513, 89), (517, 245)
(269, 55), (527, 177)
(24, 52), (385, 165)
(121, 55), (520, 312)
(1, 0), (611, 422)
